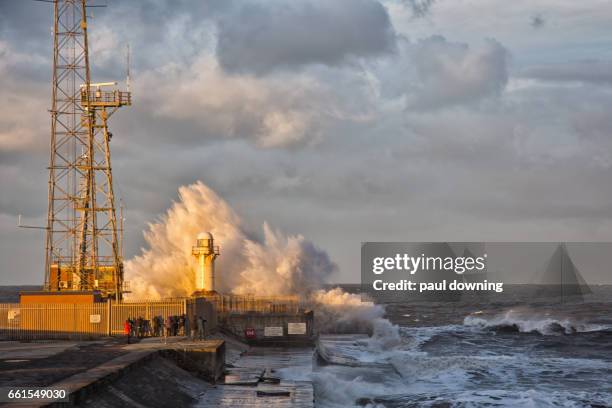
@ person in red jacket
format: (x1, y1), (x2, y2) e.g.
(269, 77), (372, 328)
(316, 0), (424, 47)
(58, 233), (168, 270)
(124, 319), (131, 344)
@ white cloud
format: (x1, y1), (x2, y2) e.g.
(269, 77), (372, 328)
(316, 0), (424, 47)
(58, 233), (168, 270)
(136, 55), (381, 148)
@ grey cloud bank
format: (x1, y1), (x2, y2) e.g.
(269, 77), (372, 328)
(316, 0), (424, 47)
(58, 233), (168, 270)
(216, 0), (397, 74)
(409, 36), (509, 109)
(1, 0), (612, 284)
(520, 60), (612, 84)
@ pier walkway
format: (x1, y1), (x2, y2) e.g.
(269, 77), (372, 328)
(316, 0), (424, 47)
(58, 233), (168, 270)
(198, 346), (314, 407)
(0, 337), (223, 407)
(0, 336), (314, 407)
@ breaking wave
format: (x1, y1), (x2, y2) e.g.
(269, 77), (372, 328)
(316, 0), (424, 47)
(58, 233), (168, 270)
(123, 181), (612, 408)
(463, 309), (612, 335)
(314, 322), (612, 407)
(125, 181), (398, 339)
(125, 181), (336, 299)
(311, 288), (401, 345)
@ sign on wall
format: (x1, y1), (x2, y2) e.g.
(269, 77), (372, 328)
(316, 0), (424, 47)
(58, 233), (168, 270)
(90, 314), (101, 324)
(287, 322), (307, 335)
(245, 327), (256, 339)
(7, 309), (20, 322)
(264, 326), (283, 337)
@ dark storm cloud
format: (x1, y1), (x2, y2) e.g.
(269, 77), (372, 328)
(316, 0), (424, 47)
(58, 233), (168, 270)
(0, 0), (51, 55)
(530, 14), (545, 29)
(401, 0), (436, 18)
(215, 0), (397, 75)
(520, 60), (612, 84)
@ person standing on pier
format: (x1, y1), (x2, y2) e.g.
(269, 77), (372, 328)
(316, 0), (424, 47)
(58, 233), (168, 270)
(197, 316), (206, 340)
(164, 315), (172, 343)
(171, 315), (177, 336)
(135, 316), (142, 338)
(190, 314), (198, 340)
(179, 314), (186, 336)
(152, 316), (160, 337)
(124, 319), (131, 344)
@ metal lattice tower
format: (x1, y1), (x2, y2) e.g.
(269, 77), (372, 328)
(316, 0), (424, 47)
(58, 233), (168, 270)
(44, 0), (130, 300)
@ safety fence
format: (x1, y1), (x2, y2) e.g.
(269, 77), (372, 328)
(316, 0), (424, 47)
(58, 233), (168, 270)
(208, 294), (302, 315)
(109, 299), (186, 335)
(0, 299), (187, 340)
(0, 295), (303, 340)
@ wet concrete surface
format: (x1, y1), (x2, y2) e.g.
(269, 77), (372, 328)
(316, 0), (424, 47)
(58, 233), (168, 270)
(76, 352), (206, 408)
(0, 338), (128, 387)
(198, 347), (314, 407)
(0, 341), (81, 360)
(0, 336), (219, 388)
(0, 336), (314, 407)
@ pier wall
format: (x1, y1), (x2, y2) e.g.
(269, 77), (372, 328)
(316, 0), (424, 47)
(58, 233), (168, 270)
(39, 340), (226, 407)
(160, 340), (225, 382)
(187, 296), (217, 336)
(220, 311), (315, 346)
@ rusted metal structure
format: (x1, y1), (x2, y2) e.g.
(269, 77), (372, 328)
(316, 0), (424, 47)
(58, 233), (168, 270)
(44, 0), (130, 300)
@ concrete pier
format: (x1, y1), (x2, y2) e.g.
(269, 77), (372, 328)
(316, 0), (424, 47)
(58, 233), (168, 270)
(0, 335), (314, 407)
(220, 311), (315, 346)
(198, 346), (314, 407)
(0, 337), (225, 407)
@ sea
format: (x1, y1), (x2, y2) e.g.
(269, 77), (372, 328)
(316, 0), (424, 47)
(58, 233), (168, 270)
(309, 284), (612, 408)
(0, 285), (40, 303)
(2, 285), (611, 407)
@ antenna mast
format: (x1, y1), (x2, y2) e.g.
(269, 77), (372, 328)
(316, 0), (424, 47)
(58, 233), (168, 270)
(126, 43), (131, 92)
(45, 0), (131, 300)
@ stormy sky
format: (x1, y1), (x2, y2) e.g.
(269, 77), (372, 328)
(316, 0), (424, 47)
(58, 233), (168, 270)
(1, 0), (612, 284)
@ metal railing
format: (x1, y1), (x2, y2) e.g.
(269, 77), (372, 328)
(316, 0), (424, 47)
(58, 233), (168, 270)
(0, 295), (302, 340)
(0, 303), (108, 340)
(209, 294), (302, 315)
(80, 90), (131, 107)
(109, 299), (186, 335)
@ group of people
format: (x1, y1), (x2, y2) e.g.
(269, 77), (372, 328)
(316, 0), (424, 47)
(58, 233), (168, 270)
(123, 314), (207, 344)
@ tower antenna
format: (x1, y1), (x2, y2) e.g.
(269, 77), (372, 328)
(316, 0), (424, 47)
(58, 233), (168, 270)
(44, 0), (131, 301)
(126, 43), (131, 93)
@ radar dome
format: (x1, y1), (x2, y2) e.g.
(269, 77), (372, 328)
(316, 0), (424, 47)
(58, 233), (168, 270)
(197, 232), (213, 240)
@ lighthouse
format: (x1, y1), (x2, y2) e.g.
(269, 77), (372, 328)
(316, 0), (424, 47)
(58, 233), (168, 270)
(192, 232), (220, 293)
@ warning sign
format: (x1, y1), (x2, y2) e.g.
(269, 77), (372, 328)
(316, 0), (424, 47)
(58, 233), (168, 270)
(245, 328), (256, 339)
(287, 322), (306, 335)
(264, 326), (283, 337)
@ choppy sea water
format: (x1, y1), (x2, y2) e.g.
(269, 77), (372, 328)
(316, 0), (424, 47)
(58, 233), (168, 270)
(2, 285), (611, 406)
(312, 285), (612, 408)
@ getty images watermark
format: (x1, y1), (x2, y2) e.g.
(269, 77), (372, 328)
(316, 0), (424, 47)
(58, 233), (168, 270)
(361, 242), (600, 302)
(371, 251), (496, 291)
(363, 243), (501, 299)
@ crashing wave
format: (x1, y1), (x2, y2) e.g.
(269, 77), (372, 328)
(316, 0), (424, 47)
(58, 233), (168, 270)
(315, 337), (394, 368)
(464, 309), (611, 335)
